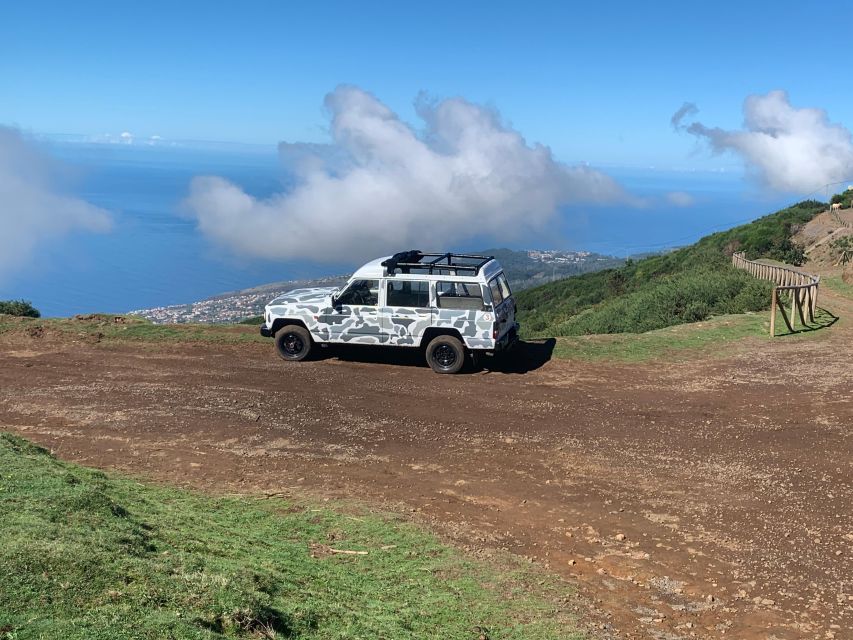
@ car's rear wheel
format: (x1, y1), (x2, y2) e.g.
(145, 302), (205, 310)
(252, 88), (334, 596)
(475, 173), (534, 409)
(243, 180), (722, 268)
(275, 325), (312, 361)
(425, 335), (465, 374)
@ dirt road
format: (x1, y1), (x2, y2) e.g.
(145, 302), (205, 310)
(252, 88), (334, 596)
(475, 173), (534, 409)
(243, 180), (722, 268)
(1, 300), (851, 639)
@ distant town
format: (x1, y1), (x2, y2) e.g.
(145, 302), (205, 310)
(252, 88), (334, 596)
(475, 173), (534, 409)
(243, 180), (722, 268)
(129, 249), (622, 324)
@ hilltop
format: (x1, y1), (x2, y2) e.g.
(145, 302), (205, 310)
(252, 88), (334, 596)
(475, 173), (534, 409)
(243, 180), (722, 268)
(517, 199), (827, 336)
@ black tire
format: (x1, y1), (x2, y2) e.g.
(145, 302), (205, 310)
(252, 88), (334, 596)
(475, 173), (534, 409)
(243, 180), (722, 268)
(274, 325), (312, 362)
(425, 335), (465, 374)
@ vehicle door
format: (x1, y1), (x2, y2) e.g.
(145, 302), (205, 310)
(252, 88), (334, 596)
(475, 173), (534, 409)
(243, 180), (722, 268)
(487, 273), (515, 339)
(381, 278), (433, 346)
(435, 280), (489, 347)
(326, 279), (385, 344)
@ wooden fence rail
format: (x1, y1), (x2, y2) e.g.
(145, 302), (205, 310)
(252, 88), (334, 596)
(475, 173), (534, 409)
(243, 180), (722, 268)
(731, 252), (820, 337)
(830, 207), (852, 229)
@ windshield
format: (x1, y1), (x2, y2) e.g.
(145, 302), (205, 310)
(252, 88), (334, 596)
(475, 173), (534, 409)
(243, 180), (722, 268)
(336, 279), (379, 306)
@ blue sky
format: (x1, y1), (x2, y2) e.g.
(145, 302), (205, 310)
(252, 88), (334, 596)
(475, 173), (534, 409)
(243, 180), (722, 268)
(4, 1), (853, 313)
(3, 0), (853, 167)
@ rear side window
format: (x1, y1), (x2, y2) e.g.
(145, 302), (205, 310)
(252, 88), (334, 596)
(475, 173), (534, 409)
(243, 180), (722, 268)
(488, 278), (504, 305)
(386, 280), (430, 308)
(436, 281), (485, 310)
(497, 273), (512, 299)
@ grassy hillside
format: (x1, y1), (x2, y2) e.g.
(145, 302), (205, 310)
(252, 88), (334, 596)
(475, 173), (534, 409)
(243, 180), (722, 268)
(518, 200), (825, 336)
(0, 433), (581, 639)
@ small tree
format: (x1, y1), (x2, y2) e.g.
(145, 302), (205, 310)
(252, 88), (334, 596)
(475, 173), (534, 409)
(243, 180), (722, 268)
(0, 300), (41, 318)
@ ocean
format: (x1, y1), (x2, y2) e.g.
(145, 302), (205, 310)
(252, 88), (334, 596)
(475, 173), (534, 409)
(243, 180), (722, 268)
(2, 142), (793, 317)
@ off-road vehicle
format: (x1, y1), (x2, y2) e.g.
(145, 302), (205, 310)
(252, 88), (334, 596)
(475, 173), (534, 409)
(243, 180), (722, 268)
(260, 251), (518, 373)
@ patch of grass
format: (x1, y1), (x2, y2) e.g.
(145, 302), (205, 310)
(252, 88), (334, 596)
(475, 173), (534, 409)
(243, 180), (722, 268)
(549, 312), (768, 362)
(238, 315), (264, 325)
(0, 433), (582, 640)
(546, 304), (839, 363)
(0, 314), (267, 345)
(823, 276), (853, 299)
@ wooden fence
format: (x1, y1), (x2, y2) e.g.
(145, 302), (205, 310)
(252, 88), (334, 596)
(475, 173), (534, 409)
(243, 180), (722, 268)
(830, 207), (852, 229)
(731, 252), (820, 337)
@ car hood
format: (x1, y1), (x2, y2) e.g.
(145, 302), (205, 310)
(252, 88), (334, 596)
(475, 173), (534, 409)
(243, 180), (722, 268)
(269, 286), (337, 306)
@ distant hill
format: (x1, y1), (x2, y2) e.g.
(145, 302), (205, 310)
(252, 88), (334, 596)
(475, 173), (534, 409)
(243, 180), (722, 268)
(131, 248), (622, 324)
(478, 248), (623, 290)
(517, 200), (827, 337)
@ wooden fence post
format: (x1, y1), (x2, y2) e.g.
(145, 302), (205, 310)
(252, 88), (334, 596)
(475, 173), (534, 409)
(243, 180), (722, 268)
(769, 288), (777, 337)
(790, 287), (797, 330)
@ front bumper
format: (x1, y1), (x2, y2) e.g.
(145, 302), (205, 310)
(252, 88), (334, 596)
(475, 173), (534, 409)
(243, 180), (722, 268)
(260, 324), (273, 338)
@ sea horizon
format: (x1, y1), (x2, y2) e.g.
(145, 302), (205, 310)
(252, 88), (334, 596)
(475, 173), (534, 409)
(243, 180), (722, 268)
(2, 140), (796, 317)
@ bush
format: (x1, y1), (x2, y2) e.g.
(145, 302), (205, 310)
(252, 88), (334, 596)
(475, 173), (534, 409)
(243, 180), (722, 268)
(831, 191), (853, 208)
(552, 269), (771, 336)
(0, 299), (40, 317)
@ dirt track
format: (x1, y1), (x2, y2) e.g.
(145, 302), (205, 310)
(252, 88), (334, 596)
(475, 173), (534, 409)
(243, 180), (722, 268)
(1, 297), (852, 639)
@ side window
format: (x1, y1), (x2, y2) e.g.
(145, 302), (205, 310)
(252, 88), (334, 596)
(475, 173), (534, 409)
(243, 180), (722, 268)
(497, 273), (512, 299)
(336, 279), (379, 306)
(436, 281), (485, 311)
(386, 279), (430, 308)
(488, 278), (504, 306)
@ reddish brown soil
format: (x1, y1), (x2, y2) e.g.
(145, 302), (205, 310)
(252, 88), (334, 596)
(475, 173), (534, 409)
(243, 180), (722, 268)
(1, 295), (851, 639)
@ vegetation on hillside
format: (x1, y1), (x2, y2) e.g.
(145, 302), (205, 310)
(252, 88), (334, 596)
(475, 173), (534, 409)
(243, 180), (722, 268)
(0, 299), (40, 317)
(830, 188), (853, 209)
(518, 199), (826, 337)
(0, 433), (580, 639)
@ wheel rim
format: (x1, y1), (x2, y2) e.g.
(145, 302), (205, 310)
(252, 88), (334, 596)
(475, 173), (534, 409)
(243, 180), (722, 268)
(282, 333), (304, 356)
(433, 344), (457, 369)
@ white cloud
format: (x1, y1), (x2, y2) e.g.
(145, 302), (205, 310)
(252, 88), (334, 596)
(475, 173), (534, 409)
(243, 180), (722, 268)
(0, 127), (111, 280)
(673, 90), (853, 193)
(185, 85), (629, 263)
(665, 191), (695, 207)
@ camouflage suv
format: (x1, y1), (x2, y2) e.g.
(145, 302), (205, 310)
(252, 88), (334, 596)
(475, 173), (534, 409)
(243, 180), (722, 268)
(260, 251), (519, 373)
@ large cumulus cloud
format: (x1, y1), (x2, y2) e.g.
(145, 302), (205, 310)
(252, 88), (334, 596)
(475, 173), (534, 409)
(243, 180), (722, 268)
(673, 91), (853, 193)
(0, 127), (111, 280)
(185, 86), (628, 262)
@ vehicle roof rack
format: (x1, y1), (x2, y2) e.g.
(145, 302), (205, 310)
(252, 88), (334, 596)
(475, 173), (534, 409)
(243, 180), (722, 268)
(381, 250), (495, 275)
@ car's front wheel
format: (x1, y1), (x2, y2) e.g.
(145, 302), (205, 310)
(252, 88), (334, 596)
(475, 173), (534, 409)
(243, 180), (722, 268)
(425, 335), (465, 374)
(274, 325), (312, 362)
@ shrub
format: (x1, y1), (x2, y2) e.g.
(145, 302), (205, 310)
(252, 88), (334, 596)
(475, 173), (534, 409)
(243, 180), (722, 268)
(0, 299), (40, 317)
(551, 269), (772, 336)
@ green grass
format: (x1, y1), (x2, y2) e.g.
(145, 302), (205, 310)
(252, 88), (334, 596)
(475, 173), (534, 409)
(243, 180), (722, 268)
(0, 314), (267, 345)
(548, 312), (767, 362)
(0, 433), (582, 640)
(823, 275), (853, 299)
(547, 305), (838, 363)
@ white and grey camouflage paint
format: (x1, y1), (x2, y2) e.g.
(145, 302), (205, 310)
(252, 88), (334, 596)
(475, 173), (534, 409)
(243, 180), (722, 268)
(264, 277), (516, 349)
